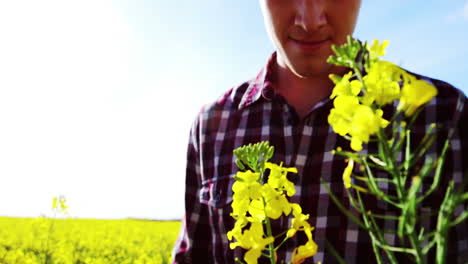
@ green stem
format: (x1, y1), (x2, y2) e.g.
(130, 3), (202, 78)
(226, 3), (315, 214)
(362, 160), (401, 208)
(235, 257), (247, 264)
(378, 130), (405, 200)
(422, 236), (437, 255)
(418, 139), (450, 203)
(274, 230), (288, 240)
(320, 179), (368, 230)
(353, 65), (365, 84)
(357, 192), (399, 264)
(376, 129), (421, 262)
(325, 240), (346, 264)
(449, 210), (468, 227)
(346, 188), (399, 220)
(274, 236), (289, 251)
(390, 118), (408, 153)
(422, 230), (437, 242)
(407, 228), (425, 264)
(264, 212), (276, 264)
(354, 177), (395, 183)
(407, 123), (435, 161)
(370, 238), (385, 264)
(406, 107), (425, 128)
(357, 197), (385, 264)
(435, 182), (455, 264)
(402, 129), (411, 185)
(387, 109), (404, 128)
(460, 192), (468, 202)
(407, 124), (437, 170)
(371, 235), (417, 255)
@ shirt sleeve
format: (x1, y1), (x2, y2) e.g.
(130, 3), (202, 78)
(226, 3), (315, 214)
(172, 114), (213, 263)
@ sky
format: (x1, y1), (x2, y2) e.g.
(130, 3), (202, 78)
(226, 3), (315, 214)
(0, 0), (467, 220)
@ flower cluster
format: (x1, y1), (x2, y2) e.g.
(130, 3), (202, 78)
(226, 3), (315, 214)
(323, 37), (467, 264)
(229, 142), (317, 264)
(52, 195), (69, 215)
(327, 38), (437, 152)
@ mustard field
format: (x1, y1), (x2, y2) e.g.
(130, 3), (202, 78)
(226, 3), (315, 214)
(0, 217), (181, 264)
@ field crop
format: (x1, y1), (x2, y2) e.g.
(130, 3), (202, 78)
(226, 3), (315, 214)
(0, 217), (181, 264)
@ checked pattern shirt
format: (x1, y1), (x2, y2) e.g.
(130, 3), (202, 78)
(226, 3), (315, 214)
(172, 52), (468, 263)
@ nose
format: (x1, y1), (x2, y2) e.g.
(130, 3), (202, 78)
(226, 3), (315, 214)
(294, 0), (327, 31)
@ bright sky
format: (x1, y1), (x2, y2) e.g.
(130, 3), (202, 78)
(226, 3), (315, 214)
(0, 0), (467, 220)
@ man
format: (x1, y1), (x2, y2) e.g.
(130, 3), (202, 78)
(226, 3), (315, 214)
(172, 0), (467, 263)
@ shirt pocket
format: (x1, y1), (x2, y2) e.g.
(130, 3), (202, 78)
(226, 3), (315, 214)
(199, 174), (234, 209)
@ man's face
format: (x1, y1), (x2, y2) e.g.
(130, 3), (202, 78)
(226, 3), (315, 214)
(259, 0), (362, 78)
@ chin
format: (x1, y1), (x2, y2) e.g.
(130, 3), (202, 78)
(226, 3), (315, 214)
(292, 63), (333, 78)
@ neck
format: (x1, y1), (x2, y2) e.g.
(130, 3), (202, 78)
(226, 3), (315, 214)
(273, 60), (345, 120)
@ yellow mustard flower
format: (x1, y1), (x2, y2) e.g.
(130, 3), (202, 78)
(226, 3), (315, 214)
(367, 39), (389, 62)
(291, 240), (318, 264)
(227, 216), (248, 241)
(363, 61), (402, 106)
(342, 159), (354, 189)
(229, 222), (274, 264)
(398, 75), (438, 116)
(262, 184), (292, 219)
(265, 162), (297, 197)
(232, 170), (262, 200)
(291, 227), (318, 264)
(329, 71), (362, 99)
(328, 95), (361, 136)
(348, 106), (389, 151)
(231, 170), (263, 218)
(248, 199), (266, 222)
(329, 95), (389, 151)
(290, 203), (302, 215)
(232, 195), (251, 218)
(52, 195), (69, 214)
(286, 203), (311, 238)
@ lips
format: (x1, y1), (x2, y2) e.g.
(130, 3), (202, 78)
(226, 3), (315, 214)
(290, 38), (330, 53)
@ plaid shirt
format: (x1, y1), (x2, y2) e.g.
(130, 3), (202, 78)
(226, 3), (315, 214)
(172, 52), (468, 263)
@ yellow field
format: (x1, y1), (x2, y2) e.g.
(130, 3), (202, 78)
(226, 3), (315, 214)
(0, 217), (181, 264)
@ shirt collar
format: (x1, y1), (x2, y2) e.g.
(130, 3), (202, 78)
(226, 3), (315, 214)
(237, 51), (336, 112)
(238, 52), (278, 110)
